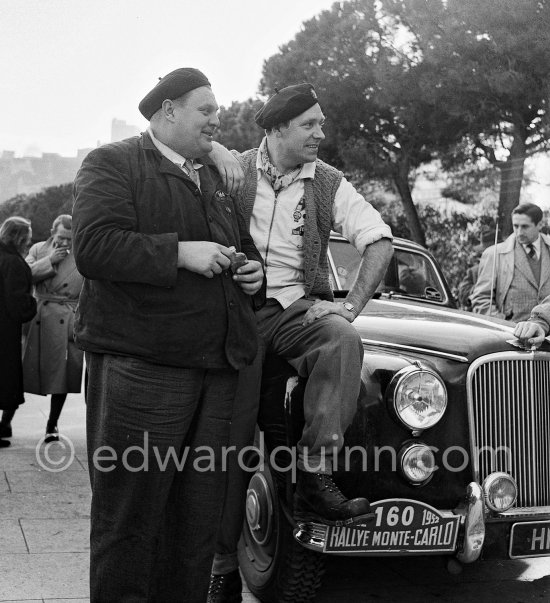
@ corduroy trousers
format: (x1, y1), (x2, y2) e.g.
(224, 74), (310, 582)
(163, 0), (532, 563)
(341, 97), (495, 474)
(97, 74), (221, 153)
(86, 352), (237, 602)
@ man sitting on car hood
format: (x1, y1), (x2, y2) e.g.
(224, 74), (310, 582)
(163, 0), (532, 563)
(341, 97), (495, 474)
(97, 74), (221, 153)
(207, 83), (393, 602)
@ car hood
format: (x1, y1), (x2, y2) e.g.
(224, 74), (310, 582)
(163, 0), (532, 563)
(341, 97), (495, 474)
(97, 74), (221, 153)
(357, 298), (550, 361)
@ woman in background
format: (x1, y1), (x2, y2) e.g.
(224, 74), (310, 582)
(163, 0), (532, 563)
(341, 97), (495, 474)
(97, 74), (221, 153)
(0, 217), (36, 446)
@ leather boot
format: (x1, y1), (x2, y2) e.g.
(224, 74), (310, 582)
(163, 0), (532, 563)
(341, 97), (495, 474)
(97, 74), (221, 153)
(207, 569), (242, 603)
(294, 470), (374, 525)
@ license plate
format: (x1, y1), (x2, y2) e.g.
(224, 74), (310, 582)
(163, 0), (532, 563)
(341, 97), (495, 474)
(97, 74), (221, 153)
(324, 499), (460, 554)
(509, 520), (550, 559)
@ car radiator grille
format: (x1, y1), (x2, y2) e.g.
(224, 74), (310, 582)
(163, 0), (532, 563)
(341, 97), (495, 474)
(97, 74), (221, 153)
(467, 352), (550, 508)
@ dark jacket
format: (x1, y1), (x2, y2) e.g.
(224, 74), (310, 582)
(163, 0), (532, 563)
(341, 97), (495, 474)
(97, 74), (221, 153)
(0, 242), (37, 409)
(72, 133), (264, 370)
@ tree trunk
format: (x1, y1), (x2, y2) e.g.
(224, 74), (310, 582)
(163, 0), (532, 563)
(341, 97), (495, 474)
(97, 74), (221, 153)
(498, 128), (527, 237)
(392, 159), (426, 247)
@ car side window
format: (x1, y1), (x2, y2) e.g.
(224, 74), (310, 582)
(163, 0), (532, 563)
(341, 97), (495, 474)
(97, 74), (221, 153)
(328, 239), (362, 290)
(379, 250), (445, 301)
(328, 239), (447, 303)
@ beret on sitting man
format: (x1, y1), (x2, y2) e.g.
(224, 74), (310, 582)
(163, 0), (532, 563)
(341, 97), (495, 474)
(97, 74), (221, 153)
(255, 83), (319, 130)
(138, 67), (211, 120)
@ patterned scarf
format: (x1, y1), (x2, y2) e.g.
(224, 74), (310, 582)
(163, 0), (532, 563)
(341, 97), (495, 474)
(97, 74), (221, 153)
(260, 146), (302, 194)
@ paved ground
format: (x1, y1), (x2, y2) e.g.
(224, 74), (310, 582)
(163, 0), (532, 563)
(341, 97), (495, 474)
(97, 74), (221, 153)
(0, 392), (89, 602)
(0, 392), (548, 602)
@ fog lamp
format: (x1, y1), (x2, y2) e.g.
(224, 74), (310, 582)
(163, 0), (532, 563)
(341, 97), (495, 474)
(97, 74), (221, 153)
(399, 442), (436, 485)
(482, 472), (517, 512)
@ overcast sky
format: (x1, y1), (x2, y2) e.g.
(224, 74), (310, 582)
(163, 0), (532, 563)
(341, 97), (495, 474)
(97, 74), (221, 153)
(1, 0), (335, 157)
(2, 0), (548, 205)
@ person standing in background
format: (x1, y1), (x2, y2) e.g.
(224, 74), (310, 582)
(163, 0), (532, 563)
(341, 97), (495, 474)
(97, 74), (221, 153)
(0, 217), (36, 446)
(21, 214), (84, 442)
(471, 203), (550, 322)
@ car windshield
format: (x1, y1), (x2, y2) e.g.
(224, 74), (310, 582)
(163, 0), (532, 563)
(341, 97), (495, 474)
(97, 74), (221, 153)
(329, 239), (447, 303)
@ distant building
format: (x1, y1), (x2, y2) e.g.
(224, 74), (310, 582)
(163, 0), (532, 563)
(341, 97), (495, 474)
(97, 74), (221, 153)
(0, 117), (140, 204)
(111, 118), (140, 142)
(0, 148), (93, 204)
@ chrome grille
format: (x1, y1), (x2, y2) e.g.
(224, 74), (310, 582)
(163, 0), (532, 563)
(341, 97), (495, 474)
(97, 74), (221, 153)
(467, 352), (550, 508)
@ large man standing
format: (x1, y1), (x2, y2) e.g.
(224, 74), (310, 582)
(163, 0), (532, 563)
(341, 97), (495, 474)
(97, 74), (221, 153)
(72, 68), (264, 603)
(471, 203), (550, 321)
(208, 83), (393, 601)
(19, 215), (83, 442)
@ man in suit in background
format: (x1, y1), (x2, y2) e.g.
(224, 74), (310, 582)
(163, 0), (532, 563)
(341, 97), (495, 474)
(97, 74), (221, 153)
(471, 203), (550, 322)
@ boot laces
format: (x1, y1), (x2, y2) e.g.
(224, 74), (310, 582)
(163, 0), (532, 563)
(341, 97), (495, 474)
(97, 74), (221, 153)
(208, 575), (224, 596)
(319, 474), (347, 501)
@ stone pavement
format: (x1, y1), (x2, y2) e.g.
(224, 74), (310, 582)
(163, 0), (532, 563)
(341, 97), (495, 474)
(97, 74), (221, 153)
(0, 391), (261, 603)
(0, 392), (89, 602)
(0, 392), (548, 603)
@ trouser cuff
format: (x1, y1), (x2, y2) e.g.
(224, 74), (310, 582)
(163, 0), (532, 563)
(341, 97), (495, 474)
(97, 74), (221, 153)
(211, 551), (239, 575)
(297, 455), (334, 474)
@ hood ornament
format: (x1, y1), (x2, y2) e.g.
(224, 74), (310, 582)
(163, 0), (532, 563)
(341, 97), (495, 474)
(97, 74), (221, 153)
(506, 338), (538, 351)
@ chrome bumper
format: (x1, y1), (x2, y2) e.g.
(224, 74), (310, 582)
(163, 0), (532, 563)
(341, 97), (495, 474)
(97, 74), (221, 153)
(294, 522), (326, 552)
(455, 482), (485, 563)
(294, 482), (487, 561)
(293, 483), (550, 562)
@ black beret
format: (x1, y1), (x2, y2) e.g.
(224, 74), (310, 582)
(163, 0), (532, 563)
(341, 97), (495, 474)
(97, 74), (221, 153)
(138, 68), (211, 120)
(255, 83), (319, 129)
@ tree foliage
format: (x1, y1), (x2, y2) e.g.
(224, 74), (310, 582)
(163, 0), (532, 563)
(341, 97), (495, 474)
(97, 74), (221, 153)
(378, 198), (497, 294)
(440, 161), (500, 206)
(388, 0), (550, 234)
(0, 183), (73, 241)
(260, 0), (472, 245)
(215, 99), (264, 152)
(258, 0), (550, 241)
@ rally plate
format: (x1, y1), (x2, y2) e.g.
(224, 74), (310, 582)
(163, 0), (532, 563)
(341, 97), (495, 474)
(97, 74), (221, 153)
(323, 499), (461, 554)
(509, 520), (550, 559)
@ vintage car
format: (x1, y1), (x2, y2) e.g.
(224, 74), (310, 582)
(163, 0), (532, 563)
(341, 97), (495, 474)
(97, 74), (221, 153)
(237, 235), (550, 603)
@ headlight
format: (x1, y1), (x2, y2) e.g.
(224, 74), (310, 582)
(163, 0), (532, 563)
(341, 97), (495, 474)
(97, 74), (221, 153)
(399, 442), (436, 485)
(482, 472), (517, 512)
(387, 366), (447, 433)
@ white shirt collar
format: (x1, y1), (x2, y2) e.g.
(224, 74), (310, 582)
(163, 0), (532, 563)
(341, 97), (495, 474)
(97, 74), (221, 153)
(147, 127), (202, 170)
(256, 137), (316, 181)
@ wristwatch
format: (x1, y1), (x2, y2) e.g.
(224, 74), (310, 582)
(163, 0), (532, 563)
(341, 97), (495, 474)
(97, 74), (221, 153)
(342, 301), (356, 318)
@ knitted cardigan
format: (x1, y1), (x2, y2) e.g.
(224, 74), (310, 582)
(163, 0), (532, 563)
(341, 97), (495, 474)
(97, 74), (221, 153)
(236, 149), (343, 301)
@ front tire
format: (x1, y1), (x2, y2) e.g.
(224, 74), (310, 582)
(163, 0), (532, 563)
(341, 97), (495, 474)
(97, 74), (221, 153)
(237, 461), (325, 603)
